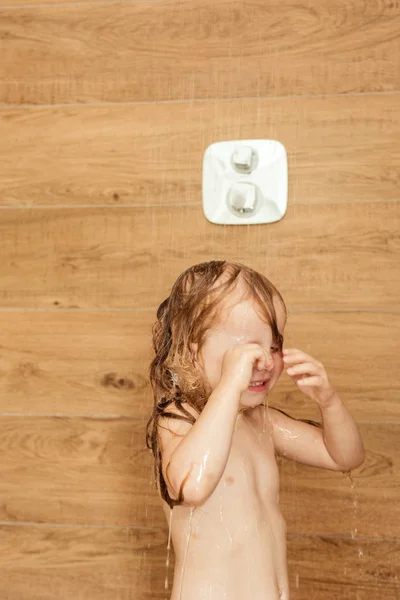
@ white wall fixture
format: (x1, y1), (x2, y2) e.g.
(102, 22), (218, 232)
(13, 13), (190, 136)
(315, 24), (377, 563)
(202, 139), (288, 225)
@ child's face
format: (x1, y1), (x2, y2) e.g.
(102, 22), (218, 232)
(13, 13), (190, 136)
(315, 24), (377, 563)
(192, 291), (286, 410)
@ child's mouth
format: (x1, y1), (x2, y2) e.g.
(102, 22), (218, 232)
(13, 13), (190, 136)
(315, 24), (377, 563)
(248, 380), (270, 392)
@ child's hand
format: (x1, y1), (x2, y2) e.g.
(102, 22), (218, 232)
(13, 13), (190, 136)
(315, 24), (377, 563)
(220, 343), (273, 395)
(283, 348), (336, 406)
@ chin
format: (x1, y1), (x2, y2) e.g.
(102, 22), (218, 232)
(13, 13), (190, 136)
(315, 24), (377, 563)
(239, 391), (269, 409)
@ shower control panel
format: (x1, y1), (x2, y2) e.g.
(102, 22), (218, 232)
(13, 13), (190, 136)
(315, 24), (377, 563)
(202, 139), (288, 225)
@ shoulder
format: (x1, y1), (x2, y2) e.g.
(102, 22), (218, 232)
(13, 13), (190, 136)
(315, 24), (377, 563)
(267, 405), (296, 425)
(248, 403), (292, 427)
(156, 400), (202, 503)
(159, 399), (199, 423)
(156, 400), (199, 447)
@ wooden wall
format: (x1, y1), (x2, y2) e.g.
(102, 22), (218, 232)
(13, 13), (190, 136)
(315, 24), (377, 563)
(0, 0), (399, 598)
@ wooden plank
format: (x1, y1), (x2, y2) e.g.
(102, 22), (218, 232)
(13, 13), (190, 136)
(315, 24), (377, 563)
(0, 202), (398, 310)
(0, 309), (398, 421)
(0, 0), (399, 105)
(0, 417), (162, 529)
(0, 418), (398, 538)
(0, 523), (169, 599)
(0, 94), (399, 207)
(286, 535), (400, 599)
(0, 524), (398, 599)
(278, 422), (400, 537)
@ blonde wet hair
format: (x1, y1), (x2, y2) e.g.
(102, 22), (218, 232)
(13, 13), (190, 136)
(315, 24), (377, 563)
(145, 260), (319, 508)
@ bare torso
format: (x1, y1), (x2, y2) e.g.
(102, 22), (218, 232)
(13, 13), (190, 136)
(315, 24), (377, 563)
(161, 404), (289, 600)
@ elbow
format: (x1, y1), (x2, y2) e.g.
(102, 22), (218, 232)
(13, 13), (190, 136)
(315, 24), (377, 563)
(353, 444), (366, 469)
(180, 490), (209, 508)
(338, 449), (366, 473)
(354, 448), (366, 469)
(167, 484), (210, 508)
(166, 464), (212, 508)
(176, 477), (214, 507)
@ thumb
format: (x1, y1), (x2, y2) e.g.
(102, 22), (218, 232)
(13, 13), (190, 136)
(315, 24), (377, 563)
(264, 349), (273, 368)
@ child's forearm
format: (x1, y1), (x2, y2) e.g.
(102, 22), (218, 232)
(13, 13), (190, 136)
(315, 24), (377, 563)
(166, 381), (241, 506)
(319, 393), (365, 471)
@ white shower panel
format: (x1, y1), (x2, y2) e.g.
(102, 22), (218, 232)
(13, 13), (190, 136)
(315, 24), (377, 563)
(202, 139), (288, 225)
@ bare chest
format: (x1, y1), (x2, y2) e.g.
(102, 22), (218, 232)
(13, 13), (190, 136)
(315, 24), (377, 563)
(165, 409), (283, 564)
(217, 409), (280, 507)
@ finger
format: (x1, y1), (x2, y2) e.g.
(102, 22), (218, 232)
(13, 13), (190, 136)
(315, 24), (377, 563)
(298, 375), (322, 386)
(264, 349), (273, 367)
(262, 350), (272, 368)
(255, 352), (269, 371)
(255, 356), (264, 370)
(251, 350), (265, 370)
(286, 362), (320, 376)
(283, 351), (311, 363)
(283, 350), (322, 366)
(285, 356), (324, 369)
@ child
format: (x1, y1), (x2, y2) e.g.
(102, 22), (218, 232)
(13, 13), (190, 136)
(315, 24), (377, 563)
(146, 260), (365, 600)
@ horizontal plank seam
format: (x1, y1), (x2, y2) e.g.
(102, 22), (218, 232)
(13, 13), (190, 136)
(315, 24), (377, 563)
(0, 90), (399, 110)
(0, 413), (397, 424)
(0, 202), (201, 209)
(0, 412), (148, 418)
(0, 0), (156, 9)
(0, 520), (398, 542)
(0, 199), (400, 209)
(289, 531), (400, 542)
(0, 521), (161, 530)
(0, 308), (398, 313)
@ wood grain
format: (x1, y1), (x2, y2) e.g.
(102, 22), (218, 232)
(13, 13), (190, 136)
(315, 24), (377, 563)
(0, 202), (398, 310)
(0, 309), (398, 421)
(286, 535), (400, 599)
(0, 417), (398, 538)
(0, 523), (398, 599)
(0, 94), (399, 207)
(0, 0), (398, 596)
(0, 0), (399, 105)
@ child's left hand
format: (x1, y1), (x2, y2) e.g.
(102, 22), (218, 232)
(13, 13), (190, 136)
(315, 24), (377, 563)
(283, 348), (336, 406)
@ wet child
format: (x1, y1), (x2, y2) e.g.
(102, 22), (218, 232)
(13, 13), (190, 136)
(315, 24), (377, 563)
(146, 260), (365, 600)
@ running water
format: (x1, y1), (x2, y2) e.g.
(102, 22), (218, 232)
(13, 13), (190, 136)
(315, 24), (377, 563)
(262, 390), (270, 433)
(178, 506), (196, 600)
(263, 396), (266, 432)
(346, 472), (364, 558)
(164, 507), (174, 593)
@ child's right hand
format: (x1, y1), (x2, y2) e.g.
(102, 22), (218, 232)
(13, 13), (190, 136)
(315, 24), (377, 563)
(219, 343), (273, 395)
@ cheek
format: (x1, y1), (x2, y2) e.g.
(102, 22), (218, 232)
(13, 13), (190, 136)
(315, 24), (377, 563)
(200, 344), (226, 385)
(205, 352), (224, 381)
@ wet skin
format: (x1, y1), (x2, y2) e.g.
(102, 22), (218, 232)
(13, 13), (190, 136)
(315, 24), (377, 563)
(160, 290), (290, 600)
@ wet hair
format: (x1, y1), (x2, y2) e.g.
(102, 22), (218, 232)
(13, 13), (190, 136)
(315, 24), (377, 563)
(145, 260), (321, 509)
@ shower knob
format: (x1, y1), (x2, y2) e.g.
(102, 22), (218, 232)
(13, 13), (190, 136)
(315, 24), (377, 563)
(231, 145), (257, 173)
(227, 182), (260, 217)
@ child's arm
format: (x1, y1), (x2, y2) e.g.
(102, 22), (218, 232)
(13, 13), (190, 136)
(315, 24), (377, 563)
(158, 380), (241, 507)
(269, 395), (365, 471)
(269, 347), (365, 471)
(157, 343), (272, 507)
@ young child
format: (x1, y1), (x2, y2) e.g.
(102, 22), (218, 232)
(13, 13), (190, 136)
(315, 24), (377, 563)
(146, 260), (365, 600)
